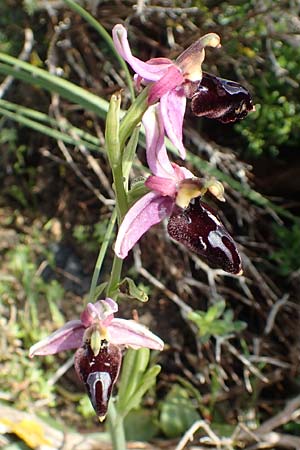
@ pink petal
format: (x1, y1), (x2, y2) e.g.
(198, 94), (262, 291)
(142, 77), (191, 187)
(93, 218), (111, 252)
(114, 191), (173, 259)
(143, 105), (175, 178)
(108, 318), (164, 350)
(29, 320), (84, 357)
(148, 65), (184, 104)
(172, 163), (194, 180)
(81, 298), (118, 327)
(112, 24), (173, 81)
(160, 90), (187, 159)
(145, 175), (177, 197)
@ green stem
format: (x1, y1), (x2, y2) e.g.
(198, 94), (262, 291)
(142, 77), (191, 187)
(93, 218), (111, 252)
(113, 163), (128, 220)
(104, 89), (150, 299)
(107, 401), (127, 450)
(62, 0), (135, 102)
(88, 208), (117, 304)
(119, 87), (149, 151)
(106, 255), (123, 299)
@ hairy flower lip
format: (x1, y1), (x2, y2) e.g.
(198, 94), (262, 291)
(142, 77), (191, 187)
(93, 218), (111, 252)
(74, 340), (122, 419)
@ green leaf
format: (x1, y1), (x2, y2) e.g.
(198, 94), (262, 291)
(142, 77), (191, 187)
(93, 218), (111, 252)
(0, 100), (102, 152)
(117, 348), (150, 413)
(105, 92), (128, 219)
(119, 365), (161, 418)
(105, 92), (121, 168)
(127, 180), (149, 205)
(119, 88), (149, 150)
(159, 384), (200, 438)
(124, 409), (159, 441)
(206, 300), (226, 321)
(122, 125), (140, 181)
(188, 301), (246, 342)
(117, 348), (161, 419)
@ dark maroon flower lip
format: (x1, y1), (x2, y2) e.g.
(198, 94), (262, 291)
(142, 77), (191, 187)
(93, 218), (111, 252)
(190, 72), (254, 124)
(167, 198), (242, 275)
(74, 340), (122, 420)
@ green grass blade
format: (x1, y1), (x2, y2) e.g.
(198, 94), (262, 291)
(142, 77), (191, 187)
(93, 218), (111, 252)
(0, 56), (109, 119)
(0, 106), (102, 152)
(0, 98), (101, 147)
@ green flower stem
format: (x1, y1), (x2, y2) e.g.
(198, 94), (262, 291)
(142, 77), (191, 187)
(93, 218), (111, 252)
(113, 163), (128, 220)
(119, 87), (149, 151)
(104, 88), (151, 447)
(106, 255), (123, 299)
(87, 208), (117, 304)
(107, 401), (127, 450)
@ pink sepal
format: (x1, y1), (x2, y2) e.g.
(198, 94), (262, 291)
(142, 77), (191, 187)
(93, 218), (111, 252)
(160, 90), (187, 159)
(143, 105), (175, 178)
(145, 175), (177, 197)
(148, 65), (184, 104)
(112, 25), (174, 82)
(29, 320), (84, 357)
(114, 191), (173, 259)
(108, 318), (164, 350)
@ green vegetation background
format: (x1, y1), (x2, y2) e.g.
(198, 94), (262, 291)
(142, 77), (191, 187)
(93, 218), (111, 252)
(0, 0), (300, 448)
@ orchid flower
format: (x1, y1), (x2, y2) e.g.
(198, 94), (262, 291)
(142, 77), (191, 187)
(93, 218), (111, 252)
(114, 105), (242, 275)
(113, 24), (220, 158)
(113, 24), (254, 159)
(29, 298), (163, 420)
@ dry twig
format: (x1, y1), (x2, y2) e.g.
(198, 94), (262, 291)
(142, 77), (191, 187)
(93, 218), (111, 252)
(0, 28), (34, 99)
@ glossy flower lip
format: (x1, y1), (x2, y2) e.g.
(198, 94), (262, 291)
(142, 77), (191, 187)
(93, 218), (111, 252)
(191, 72), (255, 123)
(167, 198), (242, 275)
(74, 340), (122, 420)
(29, 298), (164, 358)
(112, 24), (221, 159)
